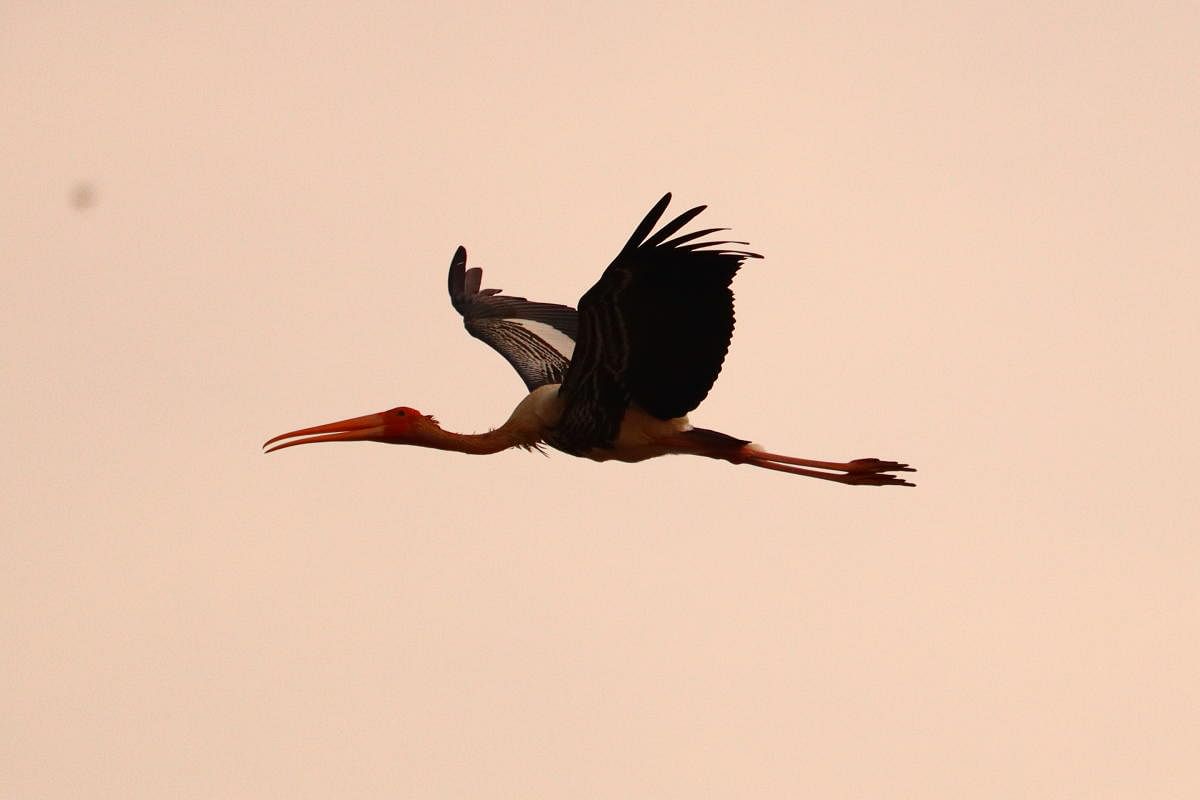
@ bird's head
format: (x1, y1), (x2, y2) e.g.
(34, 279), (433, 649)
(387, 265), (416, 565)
(263, 406), (442, 453)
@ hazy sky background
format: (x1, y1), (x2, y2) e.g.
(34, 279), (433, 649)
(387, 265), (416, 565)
(4, 2), (1198, 798)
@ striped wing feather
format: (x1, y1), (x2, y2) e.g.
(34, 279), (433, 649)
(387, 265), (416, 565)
(448, 247), (579, 392)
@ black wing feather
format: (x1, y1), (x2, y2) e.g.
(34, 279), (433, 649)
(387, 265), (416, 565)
(448, 247), (579, 392)
(552, 194), (761, 454)
(660, 227), (727, 248)
(642, 204), (706, 247)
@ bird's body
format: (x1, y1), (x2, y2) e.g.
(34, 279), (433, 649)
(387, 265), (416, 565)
(266, 194), (914, 486)
(586, 405), (695, 464)
(467, 383), (695, 463)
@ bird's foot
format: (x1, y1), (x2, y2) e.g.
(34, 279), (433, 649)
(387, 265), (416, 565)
(839, 459), (916, 486)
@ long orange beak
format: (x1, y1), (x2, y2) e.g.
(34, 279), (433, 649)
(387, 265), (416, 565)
(263, 411), (388, 454)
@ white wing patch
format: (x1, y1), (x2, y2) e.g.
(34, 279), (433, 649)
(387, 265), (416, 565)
(505, 318), (576, 360)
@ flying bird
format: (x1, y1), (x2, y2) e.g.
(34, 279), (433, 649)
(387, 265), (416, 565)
(265, 194), (914, 486)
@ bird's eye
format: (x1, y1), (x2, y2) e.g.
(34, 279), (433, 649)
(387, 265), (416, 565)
(397, 410), (406, 416)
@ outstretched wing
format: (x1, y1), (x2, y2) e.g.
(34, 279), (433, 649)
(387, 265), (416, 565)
(552, 194), (761, 454)
(448, 247), (579, 392)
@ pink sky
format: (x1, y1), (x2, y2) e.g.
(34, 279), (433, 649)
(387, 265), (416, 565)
(4, 3), (1198, 797)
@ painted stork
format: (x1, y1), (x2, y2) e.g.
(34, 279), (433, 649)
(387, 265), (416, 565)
(265, 194), (914, 486)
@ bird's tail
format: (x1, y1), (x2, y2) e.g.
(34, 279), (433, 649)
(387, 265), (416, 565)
(680, 428), (916, 487)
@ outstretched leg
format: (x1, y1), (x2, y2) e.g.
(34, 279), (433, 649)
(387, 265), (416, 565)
(742, 452), (916, 486)
(677, 429), (916, 486)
